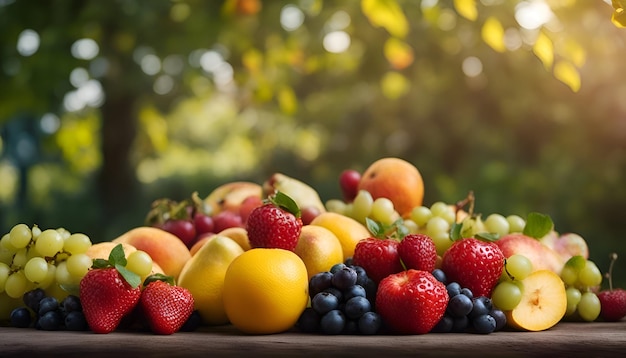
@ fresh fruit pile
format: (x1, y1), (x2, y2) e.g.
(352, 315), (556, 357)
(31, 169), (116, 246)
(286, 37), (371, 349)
(297, 263), (380, 335)
(2, 156), (626, 337)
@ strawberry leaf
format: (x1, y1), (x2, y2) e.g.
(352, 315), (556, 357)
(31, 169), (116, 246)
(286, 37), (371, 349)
(365, 217), (385, 238)
(450, 222), (462, 241)
(92, 258), (111, 269)
(475, 232), (500, 242)
(108, 243), (127, 267)
(143, 273), (175, 287)
(270, 191), (301, 218)
(115, 263), (142, 289)
(523, 212), (553, 239)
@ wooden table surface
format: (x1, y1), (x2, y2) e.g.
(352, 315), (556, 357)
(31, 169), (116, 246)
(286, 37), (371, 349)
(1, 321), (625, 357)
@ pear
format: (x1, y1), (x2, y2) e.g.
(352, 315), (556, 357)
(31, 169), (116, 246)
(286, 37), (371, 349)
(263, 173), (326, 214)
(177, 235), (244, 325)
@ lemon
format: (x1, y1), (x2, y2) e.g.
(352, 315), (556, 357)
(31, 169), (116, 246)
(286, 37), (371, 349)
(223, 248), (309, 334)
(309, 212), (371, 260)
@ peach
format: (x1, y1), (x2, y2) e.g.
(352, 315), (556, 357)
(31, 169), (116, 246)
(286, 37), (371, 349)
(495, 233), (565, 274)
(113, 226), (191, 279)
(357, 157), (424, 217)
(204, 181), (263, 215)
(85, 241), (137, 260)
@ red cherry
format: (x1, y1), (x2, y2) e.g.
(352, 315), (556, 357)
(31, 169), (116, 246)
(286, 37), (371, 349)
(339, 169), (361, 202)
(193, 213), (215, 236)
(301, 206), (321, 225)
(213, 210), (244, 233)
(160, 219), (196, 248)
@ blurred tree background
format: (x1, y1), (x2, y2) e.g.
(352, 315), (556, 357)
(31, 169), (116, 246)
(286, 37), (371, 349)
(1, 0), (625, 281)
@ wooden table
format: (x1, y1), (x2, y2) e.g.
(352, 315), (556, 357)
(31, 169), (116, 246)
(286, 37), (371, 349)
(1, 321), (625, 357)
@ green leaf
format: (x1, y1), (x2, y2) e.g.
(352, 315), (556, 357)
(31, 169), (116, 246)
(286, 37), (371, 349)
(365, 217), (385, 238)
(475, 232), (500, 242)
(270, 191), (301, 218)
(523, 212), (554, 239)
(564, 255), (587, 271)
(108, 243), (127, 267)
(115, 263), (142, 289)
(143, 273), (175, 287)
(450, 222), (463, 241)
(92, 258), (111, 269)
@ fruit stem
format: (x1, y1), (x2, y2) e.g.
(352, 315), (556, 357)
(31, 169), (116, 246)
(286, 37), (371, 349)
(455, 190), (475, 217)
(606, 253), (618, 291)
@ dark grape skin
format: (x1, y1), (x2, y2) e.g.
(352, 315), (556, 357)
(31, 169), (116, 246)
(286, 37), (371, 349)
(431, 268), (447, 284)
(446, 282), (462, 297)
(472, 314), (497, 334)
(470, 296), (493, 319)
(64, 311), (89, 331)
(10, 307), (32, 328)
(61, 295), (82, 313)
(344, 296), (371, 320)
(38, 296), (59, 316)
(447, 294), (474, 318)
(23, 288), (46, 313)
(431, 314), (454, 333)
(358, 311), (382, 335)
(320, 310), (346, 335)
(311, 292), (340, 315)
(490, 309), (507, 331)
(308, 271), (334, 298)
(297, 308), (321, 333)
(331, 266), (358, 290)
(37, 310), (63, 331)
(343, 284), (366, 301)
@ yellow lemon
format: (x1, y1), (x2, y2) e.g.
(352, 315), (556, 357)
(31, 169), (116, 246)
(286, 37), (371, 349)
(177, 235), (244, 325)
(223, 248), (309, 334)
(294, 225), (344, 279)
(309, 212), (371, 260)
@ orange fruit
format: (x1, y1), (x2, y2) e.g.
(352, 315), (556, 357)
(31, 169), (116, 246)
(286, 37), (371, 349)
(223, 248), (309, 334)
(357, 157), (424, 217)
(294, 225), (344, 280)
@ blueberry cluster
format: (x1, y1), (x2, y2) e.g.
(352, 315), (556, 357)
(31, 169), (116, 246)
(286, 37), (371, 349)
(10, 288), (89, 331)
(431, 269), (506, 334)
(297, 263), (381, 335)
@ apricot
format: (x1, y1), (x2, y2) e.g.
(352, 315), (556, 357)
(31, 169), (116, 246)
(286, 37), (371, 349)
(357, 157), (424, 217)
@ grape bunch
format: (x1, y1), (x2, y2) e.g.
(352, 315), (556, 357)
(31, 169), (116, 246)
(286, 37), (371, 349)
(326, 189), (402, 228)
(430, 269), (507, 334)
(560, 255), (603, 322)
(10, 288), (88, 331)
(0, 224), (95, 301)
(296, 262), (381, 335)
(490, 254), (534, 311)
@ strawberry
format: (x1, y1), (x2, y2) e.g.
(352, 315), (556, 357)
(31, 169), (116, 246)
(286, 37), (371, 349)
(376, 269), (449, 334)
(441, 238), (505, 298)
(398, 234), (437, 272)
(597, 253), (626, 322)
(352, 238), (403, 283)
(80, 244), (142, 334)
(246, 191), (302, 251)
(140, 275), (195, 335)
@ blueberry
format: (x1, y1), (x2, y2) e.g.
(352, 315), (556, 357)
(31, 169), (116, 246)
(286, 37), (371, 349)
(451, 315), (469, 332)
(430, 314), (453, 333)
(10, 307), (32, 328)
(38, 296), (59, 316)
(330, 263), (347, 274)
(470, 296), (493, 318)
(22, 288), (46, 312)
(344, 296), (371, 320)
(342, 319), (359, 335)
(358, 311), (382, 335)
(61, 295), (82, 313)
(446, 282), (462, 297)
(38, 310), (62, 331)
(350, 265), (369, 286)
(489, 309), (507, 331)
(447, 293), (473, 318)
(297, 307), (320, 333)
(322, 287), (343, 302)
(472, 314), (497, 334)
(311, 292), (340, 315)
(309, 271), (333, 298)
(431, 269), (447, 284)
(320, 309), (345, 335)
(65, 311), (89, 331)
(180, 310), (202, 332)
(363, 278), (378, 302)
(343, 284), (366, 301)
(331, 266), (357, 290)
(460, 287), (473, 299)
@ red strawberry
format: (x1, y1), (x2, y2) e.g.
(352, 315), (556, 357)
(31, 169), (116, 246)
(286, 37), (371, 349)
(80, 244), (142, 334)
(352, 238), (403, 283)
(441, 238), (505, 297)
(140, 276), (195, 335)
(376, 269), (449, 334)
(246, 191), (302, 251)
(398, 234), (437, 272)
(597, 253), (626, 322)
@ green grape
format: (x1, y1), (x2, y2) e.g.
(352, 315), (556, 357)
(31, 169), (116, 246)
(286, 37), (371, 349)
(402, 219), (419, 234)
(505, 254), (534, 281)
(0, 262), (10, 292)
(430, 202), (449, 218)
(370, 197), (398, 225)
(560, 265), (578, 286)
(577, 291), (601, 321)
(1, 233), (18, 253)
(578, 260), (602, 288)
(65, 253), (92, 279)
(430, 231), (452, 256)
(24, 257), (48, 283)
(565, 286), (582, 316)
(37, 263), (57, 289)
(426, 216), (450, 237)
(325, 199), (347, 215)
(0, 249), (13, 266)
(56, 227), (71, 240)
(126, 250), (153, 278)
(506, 215), (526, 233)
(5, 271), (28, 299)
(491, 281), (523, 310)
(439, 208), (457, 226)
(9, 224), (32, 249)
(484, 214), (510, 236)
(31, 225), (42, 240)
(351, 190), (373, 223)
(64, 233), (92, 255)
(35, 229), (64, 257)
(55, 261), (74, 286)
(12, 248), (28, 268)
(410, 206), (432, 228)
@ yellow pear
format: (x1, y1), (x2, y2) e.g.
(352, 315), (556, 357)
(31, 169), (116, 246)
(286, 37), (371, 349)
(309, 212), (371, 260)
(177, 235), (244, 325)
(295, 225), (344, 280)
